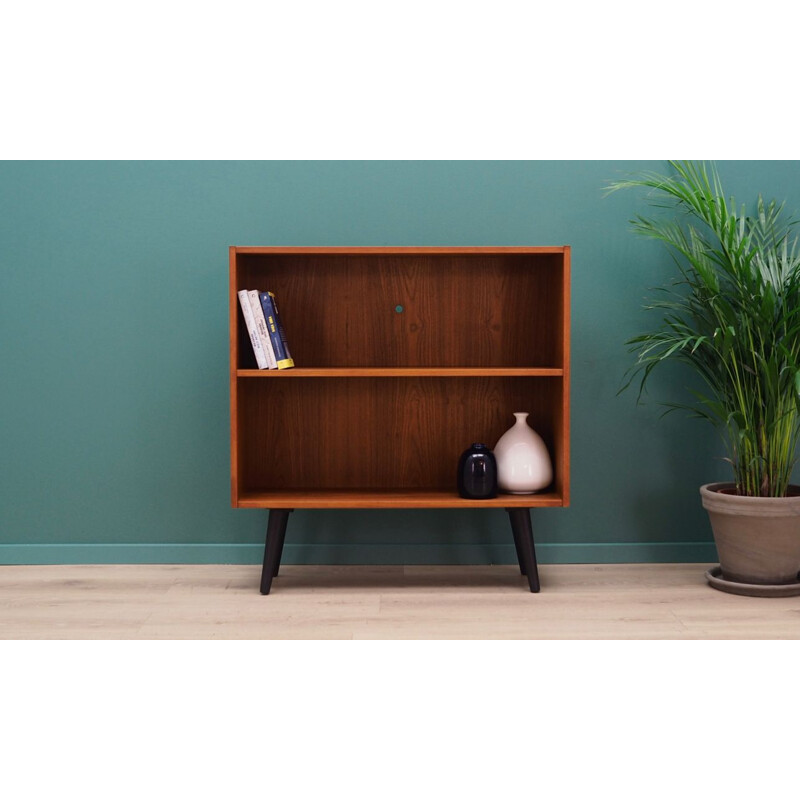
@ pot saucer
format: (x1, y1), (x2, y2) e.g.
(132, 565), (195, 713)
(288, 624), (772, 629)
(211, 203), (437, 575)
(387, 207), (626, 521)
(705, 566), (800, 597)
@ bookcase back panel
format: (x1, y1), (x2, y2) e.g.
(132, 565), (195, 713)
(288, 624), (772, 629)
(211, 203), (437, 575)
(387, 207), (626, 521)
(237, 377), (563, 493)
(236, 253), (565, 368)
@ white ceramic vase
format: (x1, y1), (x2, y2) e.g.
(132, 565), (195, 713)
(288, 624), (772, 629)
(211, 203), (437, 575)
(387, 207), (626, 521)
(493, 412), (552, 494)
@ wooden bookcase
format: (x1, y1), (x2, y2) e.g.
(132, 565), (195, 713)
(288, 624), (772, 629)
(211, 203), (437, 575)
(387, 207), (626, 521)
(229, 246), (570, 593)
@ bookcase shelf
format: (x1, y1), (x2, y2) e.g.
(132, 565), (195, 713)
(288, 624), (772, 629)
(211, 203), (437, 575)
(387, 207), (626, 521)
(229, 246), (570, 593)
(236, 367), (564, 378)
(235, 489), (565, 509)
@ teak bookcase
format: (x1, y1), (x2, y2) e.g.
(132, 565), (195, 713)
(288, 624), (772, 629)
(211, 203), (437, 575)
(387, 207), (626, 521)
(230, 246), (571, 593)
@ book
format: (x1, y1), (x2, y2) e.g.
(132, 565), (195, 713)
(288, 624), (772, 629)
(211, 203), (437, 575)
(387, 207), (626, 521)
(247, 290), (278, 369)
(237, 289), (270, 369)
(258, 291), (295, 369)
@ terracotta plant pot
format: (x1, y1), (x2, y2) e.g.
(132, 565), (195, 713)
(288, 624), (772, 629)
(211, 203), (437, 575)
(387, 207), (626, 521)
(700, 482), (800, 585)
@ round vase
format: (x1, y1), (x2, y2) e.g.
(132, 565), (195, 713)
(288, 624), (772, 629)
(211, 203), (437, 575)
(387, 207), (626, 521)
(457, 443), (498, 499)
(493, 412), (552, 494)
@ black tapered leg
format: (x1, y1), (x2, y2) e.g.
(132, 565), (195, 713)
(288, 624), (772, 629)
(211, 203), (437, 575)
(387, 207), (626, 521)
(260, 509), (292, 595)
(511, 522), (527, 575)
(506, 508), (540, 593)
(272, 511), (291, 577)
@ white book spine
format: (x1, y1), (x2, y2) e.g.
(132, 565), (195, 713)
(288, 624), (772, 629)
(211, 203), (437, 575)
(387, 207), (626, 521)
(248, 290), (278, 369)
(237, 289), (268, 369)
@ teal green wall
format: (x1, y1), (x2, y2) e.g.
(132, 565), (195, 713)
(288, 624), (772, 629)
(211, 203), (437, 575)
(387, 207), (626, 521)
(3, 160), (799, 565)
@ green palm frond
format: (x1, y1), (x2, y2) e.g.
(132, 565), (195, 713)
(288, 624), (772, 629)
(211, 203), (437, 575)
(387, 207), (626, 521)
(609, 160), (800, 497)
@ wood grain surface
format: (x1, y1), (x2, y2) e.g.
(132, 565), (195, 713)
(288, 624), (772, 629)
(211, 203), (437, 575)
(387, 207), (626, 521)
(230, 247), (570, 509)
(237, 376), (561, 496)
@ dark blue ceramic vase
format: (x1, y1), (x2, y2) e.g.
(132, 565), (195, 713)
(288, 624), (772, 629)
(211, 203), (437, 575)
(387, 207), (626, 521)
(457, 443), (498, 499)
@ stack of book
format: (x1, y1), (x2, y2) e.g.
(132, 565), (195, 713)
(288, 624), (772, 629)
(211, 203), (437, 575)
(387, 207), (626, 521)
(237, 289), (295, 369)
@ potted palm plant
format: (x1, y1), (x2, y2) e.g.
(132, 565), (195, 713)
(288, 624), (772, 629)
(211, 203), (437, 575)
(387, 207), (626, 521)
(609, 161), (800, 596)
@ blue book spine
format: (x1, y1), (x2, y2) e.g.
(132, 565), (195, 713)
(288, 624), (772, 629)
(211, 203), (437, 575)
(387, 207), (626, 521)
(258, 291), (295, 369)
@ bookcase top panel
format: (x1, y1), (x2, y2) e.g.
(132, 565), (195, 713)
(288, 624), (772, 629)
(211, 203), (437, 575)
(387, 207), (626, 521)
(231, 246), (569, 255)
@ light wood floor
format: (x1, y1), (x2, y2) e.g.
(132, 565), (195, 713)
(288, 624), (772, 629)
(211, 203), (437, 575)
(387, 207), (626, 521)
(1, 563), (799, 639)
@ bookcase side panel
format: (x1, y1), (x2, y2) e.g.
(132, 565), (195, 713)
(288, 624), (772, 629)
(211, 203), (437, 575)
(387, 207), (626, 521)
(230, 248), (242, 504)
(559, 247), (571, 504)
